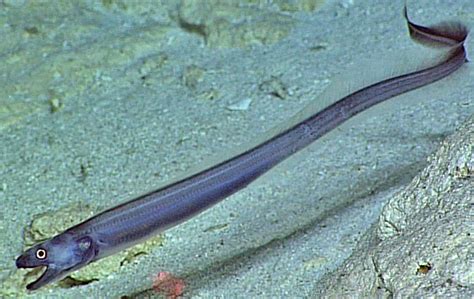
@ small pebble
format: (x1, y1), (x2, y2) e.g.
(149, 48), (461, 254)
(226, 98), (252, 111)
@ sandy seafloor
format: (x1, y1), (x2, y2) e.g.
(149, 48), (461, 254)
(0, 0), (473, 298)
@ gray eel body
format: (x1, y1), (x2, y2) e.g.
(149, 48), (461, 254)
(16, 7), (468, 290)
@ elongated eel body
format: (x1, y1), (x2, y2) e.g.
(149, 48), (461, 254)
(16, 7), (468, 290)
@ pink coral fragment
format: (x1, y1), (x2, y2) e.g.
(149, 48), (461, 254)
(152, 271), (185, 299)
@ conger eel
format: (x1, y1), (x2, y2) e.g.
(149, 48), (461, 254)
(16, 7), (468, 290)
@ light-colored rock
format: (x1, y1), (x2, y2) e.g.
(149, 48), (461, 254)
(315, 114), (474, 298)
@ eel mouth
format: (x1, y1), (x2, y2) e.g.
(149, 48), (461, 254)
(16, 256), (64, 291)
(25, 266), (63, 291)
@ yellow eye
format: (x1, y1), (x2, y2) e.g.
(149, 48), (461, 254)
(36, 248), (47, 260)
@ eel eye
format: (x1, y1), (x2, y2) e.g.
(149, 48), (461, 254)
(35, 248), (47, 260)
